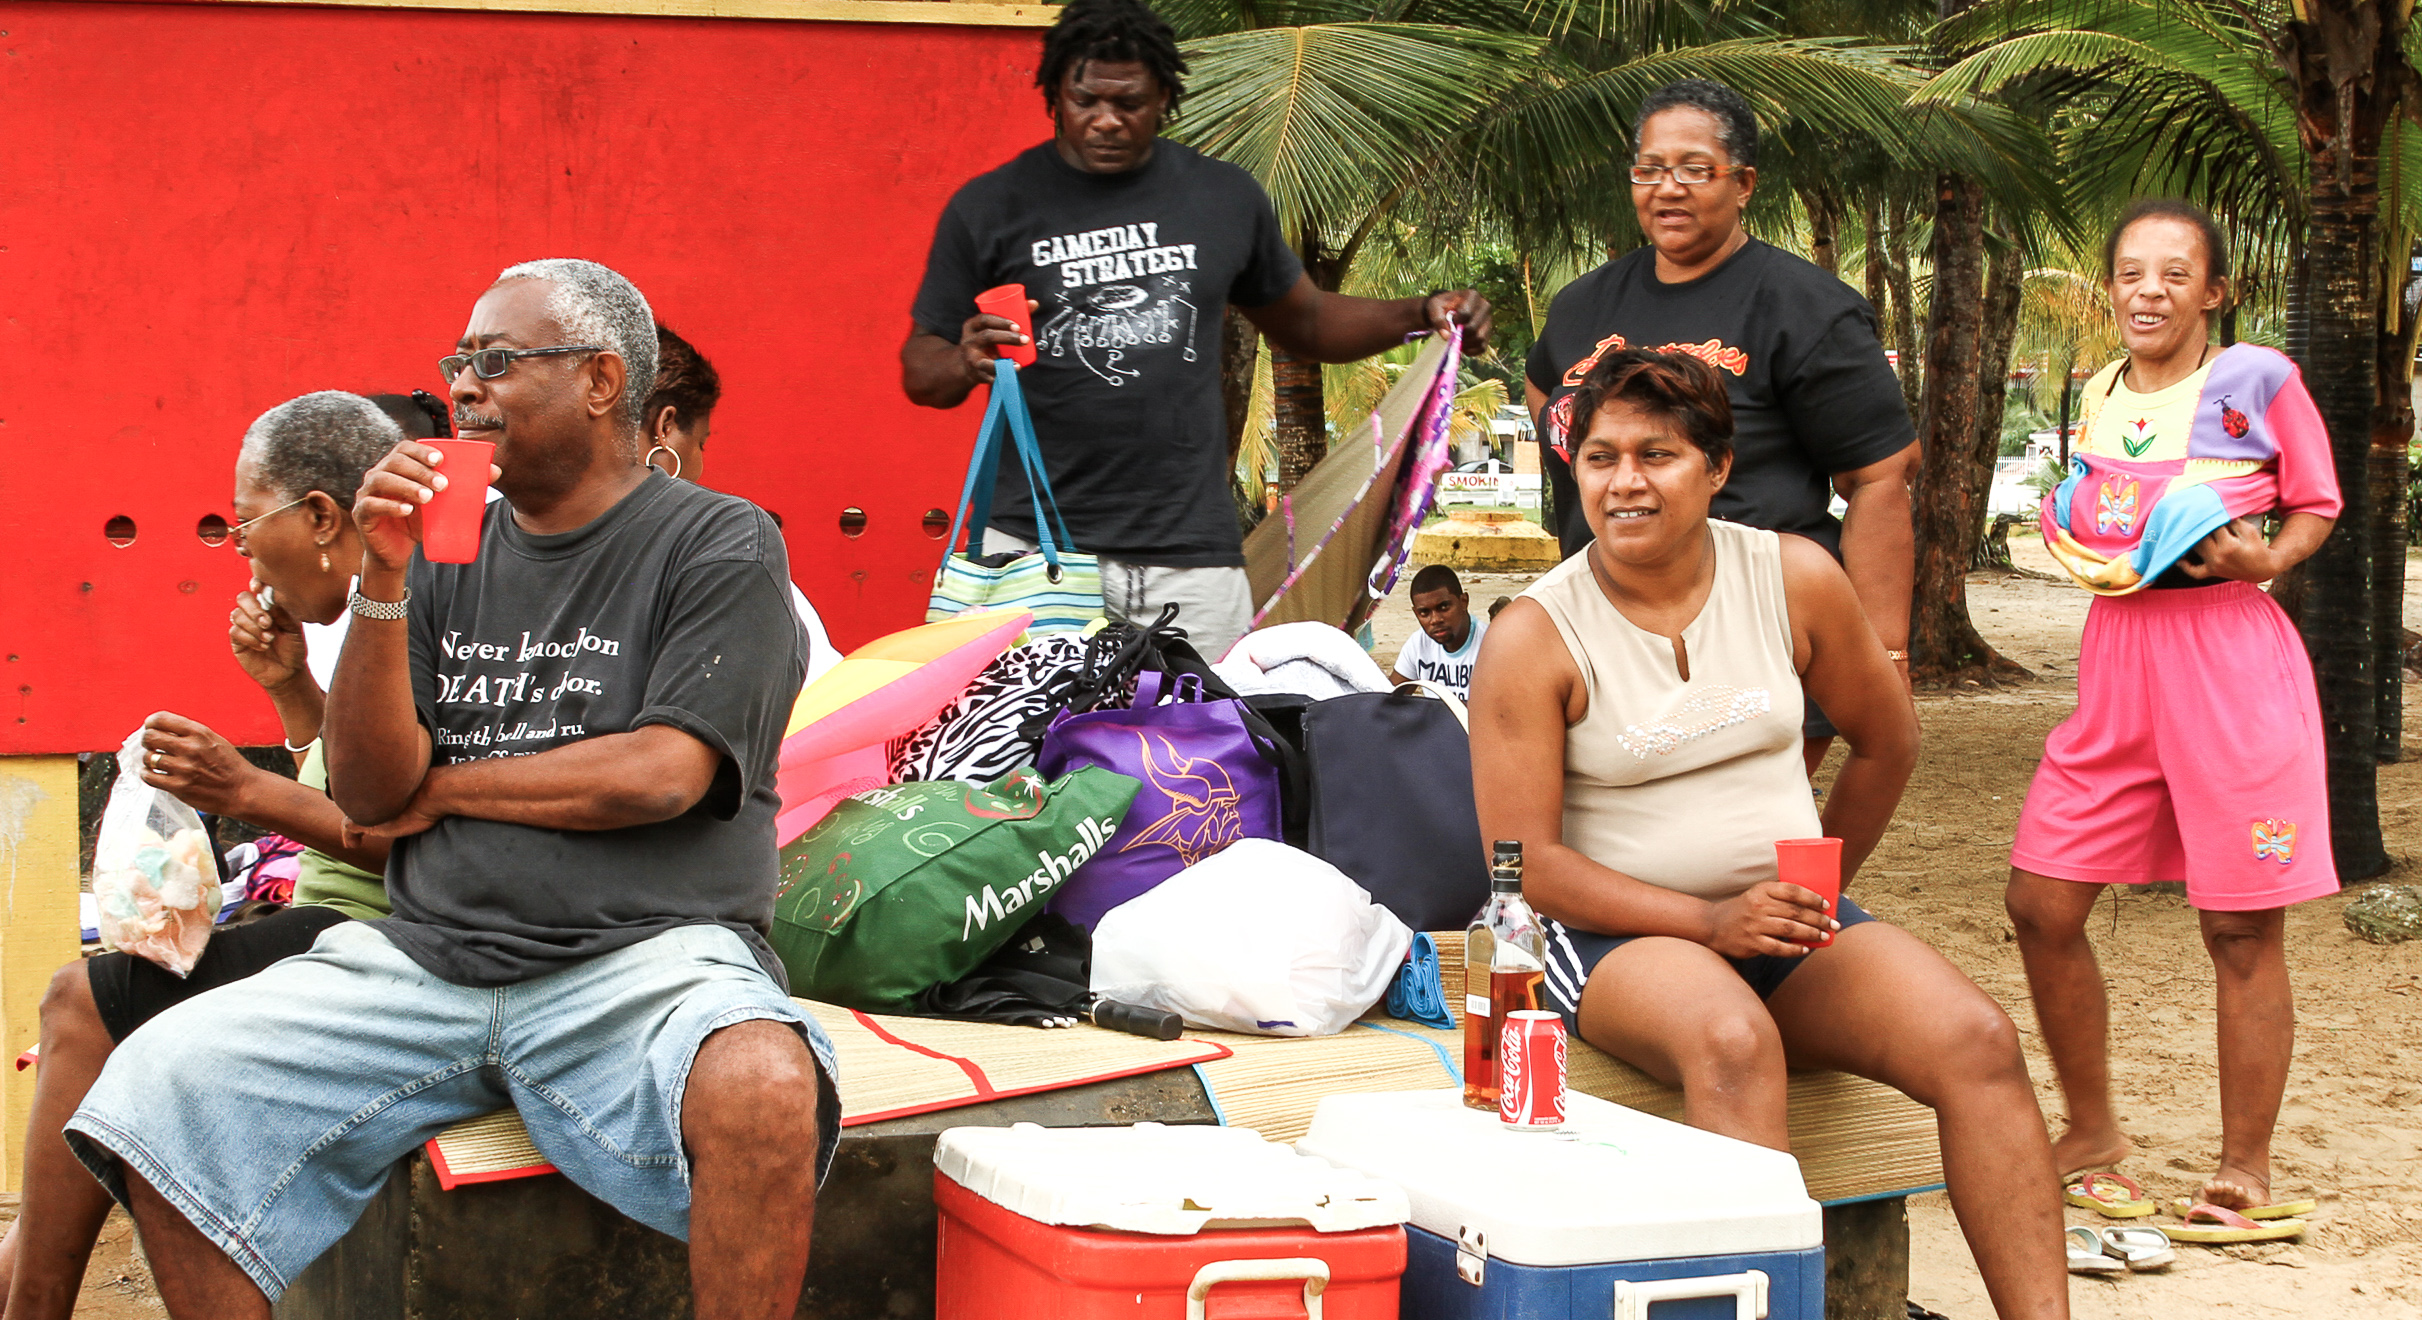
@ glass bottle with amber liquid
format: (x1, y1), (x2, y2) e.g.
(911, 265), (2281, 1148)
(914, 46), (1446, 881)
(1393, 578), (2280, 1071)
(1462, 840), (1545, 1111)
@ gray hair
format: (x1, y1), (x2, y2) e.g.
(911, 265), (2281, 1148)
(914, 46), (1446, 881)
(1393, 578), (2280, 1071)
(239, 391), (404, 508)
(1634, 78), (1758, 170)
(492, 258), (659, 431)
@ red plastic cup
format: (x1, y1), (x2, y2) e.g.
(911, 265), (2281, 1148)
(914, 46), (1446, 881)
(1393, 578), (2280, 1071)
(419, 439), (494, 564)
(1775, 837), (1844, 948)
(974, 283), (1037, 367)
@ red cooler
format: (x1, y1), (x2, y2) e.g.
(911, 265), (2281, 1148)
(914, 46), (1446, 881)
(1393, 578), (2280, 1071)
(934, 1121), (1408, 1319)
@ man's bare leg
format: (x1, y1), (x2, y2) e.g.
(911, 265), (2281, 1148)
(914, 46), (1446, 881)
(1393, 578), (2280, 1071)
(121, 1169), (268, 1320)
(2005, 869), (2131, 1176)
(683, 1019), (823, 1320)
(1575, 938), (1791, 1150)
(1769, 922), (2067, 1320)
(2199, 905), (2291, 1210)
(4, 963), (132, 1320)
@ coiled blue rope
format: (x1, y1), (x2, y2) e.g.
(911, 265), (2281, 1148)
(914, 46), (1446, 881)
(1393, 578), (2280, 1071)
(1385, 932), (1453, 1030)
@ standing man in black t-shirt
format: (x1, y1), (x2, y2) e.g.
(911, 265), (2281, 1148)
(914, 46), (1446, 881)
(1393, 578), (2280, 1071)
(903, 0), (1490, 658)
(1527, 80), (1917, 770)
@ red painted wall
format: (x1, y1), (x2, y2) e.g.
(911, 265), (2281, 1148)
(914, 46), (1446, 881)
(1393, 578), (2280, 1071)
(0, 2), (1046, 753)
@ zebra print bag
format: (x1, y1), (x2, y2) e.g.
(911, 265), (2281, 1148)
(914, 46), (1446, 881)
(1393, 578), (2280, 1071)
(888, 634), (1101, 785)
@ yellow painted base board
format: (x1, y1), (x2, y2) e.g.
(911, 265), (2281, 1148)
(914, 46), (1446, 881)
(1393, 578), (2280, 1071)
(0, 757), (83, 1194)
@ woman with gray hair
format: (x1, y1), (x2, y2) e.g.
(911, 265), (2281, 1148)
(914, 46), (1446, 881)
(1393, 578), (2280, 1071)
(0, 391), (431, 1320)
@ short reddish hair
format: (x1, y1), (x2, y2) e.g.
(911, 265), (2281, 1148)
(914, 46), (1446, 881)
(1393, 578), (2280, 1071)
(1568, 348), (1734, 471)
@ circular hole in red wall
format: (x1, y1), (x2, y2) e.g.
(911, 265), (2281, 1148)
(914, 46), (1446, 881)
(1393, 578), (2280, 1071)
(839, 507), (868, 539)
(922, 508), (949, 539)
(104, 515), (138, 548)
(197, 514), (231, 547)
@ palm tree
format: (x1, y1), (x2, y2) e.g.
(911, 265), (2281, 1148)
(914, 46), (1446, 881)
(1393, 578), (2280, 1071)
(1925, 0), (2416, 878)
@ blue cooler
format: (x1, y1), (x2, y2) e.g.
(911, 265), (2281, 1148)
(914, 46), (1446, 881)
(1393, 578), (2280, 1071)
(1296, 1090), (1822, 1320)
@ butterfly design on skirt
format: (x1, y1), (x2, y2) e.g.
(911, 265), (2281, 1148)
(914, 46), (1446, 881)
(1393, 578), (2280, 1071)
(2094, 476), (2140, 537)
(2251, 819), (2297, 864)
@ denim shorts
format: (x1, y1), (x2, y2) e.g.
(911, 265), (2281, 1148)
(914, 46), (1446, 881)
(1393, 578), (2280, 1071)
(65, 921), (839, 1301)
(1539, 896), (1879, 1036)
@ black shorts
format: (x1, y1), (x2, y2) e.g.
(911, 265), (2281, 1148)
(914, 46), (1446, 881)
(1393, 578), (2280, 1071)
(86, 904), (353, 1044)
(1539, 895), (1878, 1037)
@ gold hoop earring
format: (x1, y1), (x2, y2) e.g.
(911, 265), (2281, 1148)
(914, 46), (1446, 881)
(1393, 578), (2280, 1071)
(644, 445), (682, 481)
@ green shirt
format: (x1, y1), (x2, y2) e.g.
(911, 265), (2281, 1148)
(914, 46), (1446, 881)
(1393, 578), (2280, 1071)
(293, 743), (390, 920)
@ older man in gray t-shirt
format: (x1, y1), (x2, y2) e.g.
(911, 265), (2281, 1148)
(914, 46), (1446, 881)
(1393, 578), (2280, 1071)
(66, 260), (841, 1320)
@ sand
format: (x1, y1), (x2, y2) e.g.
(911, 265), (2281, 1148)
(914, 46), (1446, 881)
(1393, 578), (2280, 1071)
(13, 545), (2419, 1317)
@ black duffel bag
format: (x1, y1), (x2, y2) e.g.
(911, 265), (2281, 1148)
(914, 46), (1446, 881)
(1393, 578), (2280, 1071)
(1300, 682), (1489, 933)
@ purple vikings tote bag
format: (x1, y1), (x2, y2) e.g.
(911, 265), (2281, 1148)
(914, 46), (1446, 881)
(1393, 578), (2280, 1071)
(1035, 673), (1282, 928)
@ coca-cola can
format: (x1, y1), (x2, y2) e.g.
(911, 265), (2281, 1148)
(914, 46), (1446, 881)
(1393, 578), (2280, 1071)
(1497, 1009), (1567, 1130)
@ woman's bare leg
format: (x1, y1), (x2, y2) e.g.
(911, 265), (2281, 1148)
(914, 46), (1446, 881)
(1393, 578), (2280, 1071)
(2197, 905), (2291, 1209)
(2005, 869), (2130, 1176)
(1767, 921), (2067, 1320)
(4, 962), (125, 1320)
(1574, 937), (1791, 1150)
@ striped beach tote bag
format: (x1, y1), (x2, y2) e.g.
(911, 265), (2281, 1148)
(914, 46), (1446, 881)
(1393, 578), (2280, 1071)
(926, 361), (1104, 634)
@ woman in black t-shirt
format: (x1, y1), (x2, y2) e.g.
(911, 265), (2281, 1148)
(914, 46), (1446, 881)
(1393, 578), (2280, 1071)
(1525, 79), (1918, 769)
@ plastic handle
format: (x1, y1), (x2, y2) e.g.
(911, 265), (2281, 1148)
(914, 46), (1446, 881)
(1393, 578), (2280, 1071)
(1185, 1258), (1328, 1320)
(1610, 1268), (1769, 1320)
(1089, 998), (1184, 1040)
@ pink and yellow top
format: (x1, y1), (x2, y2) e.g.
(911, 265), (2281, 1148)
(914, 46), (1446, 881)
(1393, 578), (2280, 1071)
(2041, 343), (2341, 595)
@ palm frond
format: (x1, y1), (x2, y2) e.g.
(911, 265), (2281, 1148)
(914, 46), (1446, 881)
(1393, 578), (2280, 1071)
(1175, 23), (1545, 240)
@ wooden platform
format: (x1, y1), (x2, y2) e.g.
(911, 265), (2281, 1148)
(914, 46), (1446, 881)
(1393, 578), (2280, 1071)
(280, 935), (1941, 1319)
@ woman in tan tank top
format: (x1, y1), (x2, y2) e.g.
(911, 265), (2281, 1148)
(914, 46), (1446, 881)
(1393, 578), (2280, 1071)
(1474, 349), (2068, 1318)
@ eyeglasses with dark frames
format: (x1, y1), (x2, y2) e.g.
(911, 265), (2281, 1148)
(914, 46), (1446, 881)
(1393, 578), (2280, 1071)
(1628, 162), (1743, 187)
(439, 344), (608, 388)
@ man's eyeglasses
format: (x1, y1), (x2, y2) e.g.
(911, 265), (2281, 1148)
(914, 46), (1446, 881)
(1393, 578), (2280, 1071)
(439, 344), (607, 387)
(1628, 162), (1742, 187)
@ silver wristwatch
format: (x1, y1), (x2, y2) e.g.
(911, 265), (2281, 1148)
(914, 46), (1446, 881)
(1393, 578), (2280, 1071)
(348, 588), (411, 620)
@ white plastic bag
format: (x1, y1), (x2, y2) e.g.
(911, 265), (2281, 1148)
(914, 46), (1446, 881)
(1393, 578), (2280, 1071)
(92, 729), (221, 977)
(1090, 838), (1413, 1037)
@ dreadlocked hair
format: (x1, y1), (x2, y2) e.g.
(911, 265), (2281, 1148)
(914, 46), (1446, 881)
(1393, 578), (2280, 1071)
(1037, 0), (1188, 116)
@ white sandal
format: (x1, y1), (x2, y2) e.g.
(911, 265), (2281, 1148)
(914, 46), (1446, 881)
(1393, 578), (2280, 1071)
(2066, 1226), (2124, 1275)
(2098, 1224), (2175, 1271)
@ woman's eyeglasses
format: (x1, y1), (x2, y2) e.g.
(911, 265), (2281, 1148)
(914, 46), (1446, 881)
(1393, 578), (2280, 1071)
(439, 344), (607, 387)
(232, 495), (308, 549)
(1628, 163), (1742, 187)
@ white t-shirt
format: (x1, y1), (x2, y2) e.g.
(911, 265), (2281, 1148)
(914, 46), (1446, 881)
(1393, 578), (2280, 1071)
(1392, 615), (1486, 701)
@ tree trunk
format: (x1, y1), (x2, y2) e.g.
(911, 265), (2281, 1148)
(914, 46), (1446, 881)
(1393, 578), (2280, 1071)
(1909, 179), (2027, 685)
(1272, 347), (1326, 489)
(1861, 194), (1889, 321)
(2372, 351), (2410, 762)
(2371, 246), (2419, 760)
(1883, 192), (1922, 417)
(1800, 181), (1843, 276)
(2281, 0), (2400, 879)
(1273, 230), (1344, 491)
(1221, 306), (1258, 465)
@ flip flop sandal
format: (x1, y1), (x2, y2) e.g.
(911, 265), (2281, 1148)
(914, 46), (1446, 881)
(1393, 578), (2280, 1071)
(2163, 1203), (2306, 1244)
(2165, 1195), (2319, 1222)
(2066, 1226), (2125, 1274)
(2065, 1171), (2157, 1219)
(2098, 1224), (2175, 1271)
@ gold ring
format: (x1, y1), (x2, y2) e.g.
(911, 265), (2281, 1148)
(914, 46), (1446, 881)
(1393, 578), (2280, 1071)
(147, 750), (162, 770)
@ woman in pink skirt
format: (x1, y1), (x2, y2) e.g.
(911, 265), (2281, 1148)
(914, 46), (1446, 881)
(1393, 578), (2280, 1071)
(2009, 199), (2340, 1231)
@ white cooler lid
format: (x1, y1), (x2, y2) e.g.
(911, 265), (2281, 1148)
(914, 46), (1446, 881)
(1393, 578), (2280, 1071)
(1294, 1090), (1820, 1265)
(935, 1122), (1410, 1236)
